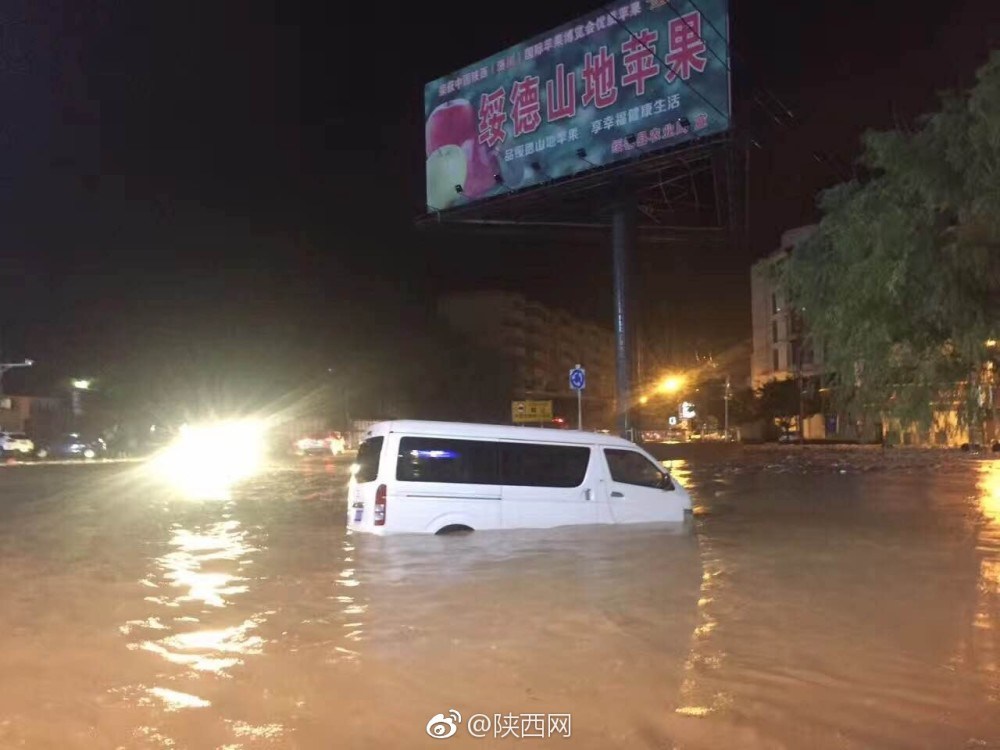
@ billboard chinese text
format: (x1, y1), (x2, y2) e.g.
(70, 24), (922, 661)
(424, 0), (730, 211)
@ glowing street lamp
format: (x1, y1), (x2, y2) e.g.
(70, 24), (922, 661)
(639, 395), (649, 405)
(658, 375), (685, 395)
(70, 378), (92, 420)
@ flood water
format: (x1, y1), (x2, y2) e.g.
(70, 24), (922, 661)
(0, 448), (997, 748)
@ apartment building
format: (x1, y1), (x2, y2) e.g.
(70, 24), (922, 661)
(437, 291), (616, 409)
(750, 225), (823, 389)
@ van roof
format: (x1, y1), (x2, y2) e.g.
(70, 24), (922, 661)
(363, 420), (638, 448)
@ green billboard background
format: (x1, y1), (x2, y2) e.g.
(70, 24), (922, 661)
(424, 0), (730, 212)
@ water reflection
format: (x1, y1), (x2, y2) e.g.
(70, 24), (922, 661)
(969, 463), (1000, 694)
(151, 520), (255, 608)
(674, 517), (729, 720)
(662, 460), (733, 716)
(122, 512), (269, 716)
(137, 618), (265, 674)
(978, 460), (1000, 528)
(144, 686), (212, 711)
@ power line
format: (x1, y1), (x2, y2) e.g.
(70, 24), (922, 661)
(602, 1), (731, 124)
(604, 1), (788, 150)
(682, 0), (796, 125)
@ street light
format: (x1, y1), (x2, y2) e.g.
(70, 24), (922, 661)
(658, 375), (685, 394)
(0, 358), (34, 397)
(70, 378), (92, 422)
(639, 395), (649, 405)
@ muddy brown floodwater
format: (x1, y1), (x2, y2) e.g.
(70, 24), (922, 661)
(0, 448), (996, 749)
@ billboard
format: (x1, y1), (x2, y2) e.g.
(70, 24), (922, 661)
(424, 0), (730, 212)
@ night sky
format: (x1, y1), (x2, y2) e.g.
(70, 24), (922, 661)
(0, 0), (996, 394)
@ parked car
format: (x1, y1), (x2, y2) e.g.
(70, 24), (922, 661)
(0, 431), (34, 457)
(35, 433), (107, 460)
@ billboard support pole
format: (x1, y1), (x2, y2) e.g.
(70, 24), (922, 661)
(612, 190), (636, 440)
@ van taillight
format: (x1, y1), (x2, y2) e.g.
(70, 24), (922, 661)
(374, 484), (387, 526)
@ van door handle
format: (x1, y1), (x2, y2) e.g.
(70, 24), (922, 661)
(610, 491), (624, 498)
(584, 489), (593, 501)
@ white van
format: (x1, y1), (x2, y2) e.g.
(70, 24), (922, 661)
(346, 420), (692, 535)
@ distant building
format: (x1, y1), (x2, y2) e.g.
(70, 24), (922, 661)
(437, 291), (616, 424)
(750, 225), (837, 439)
(750, 225), (982, 446)
(0, 394), (62, 437)
(750, 225), (823, 390)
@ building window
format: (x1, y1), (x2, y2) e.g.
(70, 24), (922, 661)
(771, 292), (779, 314)
(773, 348), (780, 372)
(790, 310), (803, 337)
(772, 321), (779, 344)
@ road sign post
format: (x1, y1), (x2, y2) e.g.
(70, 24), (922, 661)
(569, 364), (586, 431)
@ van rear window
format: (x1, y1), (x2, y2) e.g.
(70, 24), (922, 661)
(397, 437), (499, 484)
(355, 437), (383, 483)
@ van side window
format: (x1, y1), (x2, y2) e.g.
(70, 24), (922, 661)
(397, 437), (500, 484)
(500, 443), (590, 488)
(355, 437), (384, 483)
(603, 449), (672, 490)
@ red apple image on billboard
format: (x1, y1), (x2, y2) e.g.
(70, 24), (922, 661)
(426, 99), (501, 209)
(426, 99), (476, 155)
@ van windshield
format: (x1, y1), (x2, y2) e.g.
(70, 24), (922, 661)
(355, 437), (383, 483)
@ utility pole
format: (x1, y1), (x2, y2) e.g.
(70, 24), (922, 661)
(797, 350), (805, 441)
(611, 191), (636, 440)
(724, 374), (731, 439)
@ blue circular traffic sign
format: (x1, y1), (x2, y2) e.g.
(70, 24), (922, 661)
(569, 367), (586, 390)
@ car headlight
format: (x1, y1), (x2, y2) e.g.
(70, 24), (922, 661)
(150, 418), (267, 499)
